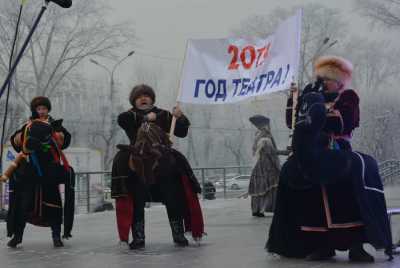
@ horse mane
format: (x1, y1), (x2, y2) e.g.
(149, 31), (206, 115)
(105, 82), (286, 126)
(125, 122), (172, 184)
(134, 122), (171, 153)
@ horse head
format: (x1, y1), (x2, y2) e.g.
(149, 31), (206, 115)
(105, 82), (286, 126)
(24, 120), (53, 153)
(117, 122), (173, 183)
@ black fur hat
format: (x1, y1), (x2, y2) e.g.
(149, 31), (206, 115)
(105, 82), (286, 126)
(129, 84), (155, 107)
(30, 96), (51, 113)
(249, 115), (270, 130)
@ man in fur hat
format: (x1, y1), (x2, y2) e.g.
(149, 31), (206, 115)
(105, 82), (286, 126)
(286, 56), (360, 146)
(112, 84), (203, 249)
(6, 96), (74, 248)
(267, 56), (388, 262)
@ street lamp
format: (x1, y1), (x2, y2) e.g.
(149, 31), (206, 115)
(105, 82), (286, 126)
(90, 50), (135, 107)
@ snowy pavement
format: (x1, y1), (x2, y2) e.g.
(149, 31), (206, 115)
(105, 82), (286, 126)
(0, 197), (399, 268)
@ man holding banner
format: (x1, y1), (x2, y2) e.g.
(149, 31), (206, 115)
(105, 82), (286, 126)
(111, 84), (204, 249)
(267, 56), (392, 262)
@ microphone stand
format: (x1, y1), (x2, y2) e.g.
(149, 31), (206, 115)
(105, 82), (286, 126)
(0, 1), (50, 100)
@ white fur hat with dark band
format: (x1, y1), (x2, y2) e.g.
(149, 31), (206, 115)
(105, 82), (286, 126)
(314, 56), (353, 88)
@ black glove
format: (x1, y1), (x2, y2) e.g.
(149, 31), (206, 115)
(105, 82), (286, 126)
(296, 92), (326, 129)
(51, 119), (64, 132)
(302, 77), (325, 95)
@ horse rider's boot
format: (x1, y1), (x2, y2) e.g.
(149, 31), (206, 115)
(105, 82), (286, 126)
(51, 225), (64, 248)
(53, 236), (64, 248)
(349, 244), (374, 263)
(169, 219), (189, 247)
(7, 233), (23, 248)
(129, 220), (145, 250)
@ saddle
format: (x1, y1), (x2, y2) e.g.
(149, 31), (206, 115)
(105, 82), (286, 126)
(117, 122), (173, 184)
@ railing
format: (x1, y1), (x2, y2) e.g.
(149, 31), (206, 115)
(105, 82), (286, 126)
(74, 171), (112, 214)
(1, 160), (400, 217)
(379, 159), (400, 185)
(192, 166), (252, 199)
(72, 166), (253, 214)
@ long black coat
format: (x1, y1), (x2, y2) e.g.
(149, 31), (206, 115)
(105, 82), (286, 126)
(117, 106), (190, 145)
(112, 106), (201, 199)
(7, 118), (74, 238)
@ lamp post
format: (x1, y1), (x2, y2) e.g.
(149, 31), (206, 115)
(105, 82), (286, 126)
(90, 50), (135, 110)
(89, 51), (134, 170)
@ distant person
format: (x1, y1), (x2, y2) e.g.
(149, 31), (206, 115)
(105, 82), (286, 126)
(248, 115), (288, 217)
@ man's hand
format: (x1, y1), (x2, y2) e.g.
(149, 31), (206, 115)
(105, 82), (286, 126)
(145, 112), (157, 122)
(51, 119), (63, 132)
(172, 106), (183, 118)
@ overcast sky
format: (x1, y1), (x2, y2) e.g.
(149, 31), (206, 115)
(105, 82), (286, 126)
(90, 0), (375, 103)
(109, 0), (362, 57)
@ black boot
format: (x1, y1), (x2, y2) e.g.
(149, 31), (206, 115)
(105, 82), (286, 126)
(129, 220), (145, 250)
(7, 234), (23, 248)
(349, 244), (374, 263)
(306, 248), (336, 261)
(52, 236), (64, 248)
(169, 219), (189, 247)
(51, 225), (64, 248)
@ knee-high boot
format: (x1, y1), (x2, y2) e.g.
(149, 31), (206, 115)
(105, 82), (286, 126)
(129, 220), (145, 249)
(169, 219), (189, 247)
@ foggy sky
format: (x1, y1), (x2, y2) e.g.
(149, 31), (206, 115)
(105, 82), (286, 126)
(101, 0), (369, 98)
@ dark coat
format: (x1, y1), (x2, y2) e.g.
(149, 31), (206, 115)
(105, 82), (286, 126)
(117, 106), (190, 144)
(7, 118), (74, 238)
(267, 93), (391, 258)
(112, 106), (200, 199)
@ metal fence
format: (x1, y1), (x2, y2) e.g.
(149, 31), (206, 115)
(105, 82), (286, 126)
(1, 161), (400, 216)
(73, 166), (253, 213)
(74, 171), (112, 214)
(379, 159), (400, 185)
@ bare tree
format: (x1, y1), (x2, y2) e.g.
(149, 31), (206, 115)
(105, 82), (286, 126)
(0, 1), (135, 171)
(230, 3), (345, 88)
(354, 0), (400, 28)
(346, 38), (400, 160)
(223, 129), (245, 167)
(88, 103), (124, 170)
(0, 96), (24, 143)
(0, 0), (135, 98)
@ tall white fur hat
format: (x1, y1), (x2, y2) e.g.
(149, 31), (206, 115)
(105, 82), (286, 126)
(314, 56), (353, 88)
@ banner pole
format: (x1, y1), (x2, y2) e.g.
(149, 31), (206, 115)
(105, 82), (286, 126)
(169, 41), (189, 142)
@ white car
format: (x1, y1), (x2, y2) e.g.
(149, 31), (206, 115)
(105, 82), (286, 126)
(217, 175), (251, 190)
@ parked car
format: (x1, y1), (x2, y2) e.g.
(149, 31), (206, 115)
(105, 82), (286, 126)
(216, 175), (251, 190)
(202, 181), (216, 200)
(215, 173), (240, 188)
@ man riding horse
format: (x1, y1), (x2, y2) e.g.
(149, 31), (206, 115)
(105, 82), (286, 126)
(5, 96), (75, 248)
(112, 84), (203, 250)
(267, 56), (392, 262)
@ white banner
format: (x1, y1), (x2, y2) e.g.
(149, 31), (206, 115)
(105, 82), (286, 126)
(178, 10), (302, 104)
